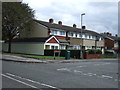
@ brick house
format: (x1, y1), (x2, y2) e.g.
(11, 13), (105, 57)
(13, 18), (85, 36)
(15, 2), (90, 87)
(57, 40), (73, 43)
(101, 32), (119, 50)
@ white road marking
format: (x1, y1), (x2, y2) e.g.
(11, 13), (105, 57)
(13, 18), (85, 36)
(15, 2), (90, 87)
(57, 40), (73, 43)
(94, 63), (111, 66)
(88, 75), (93, 76)
(1, 74), (38, 88)
(87, 73), (95, 76)
(87, 73), (93, 74)
(57, 68), (71, 72)
(101, 75), (113, 79)
(92, 74), (97, 76)
(77, 66), (86, 68)
(114, 79), (118, 81)
(6, 73), (58, 89)
(74, 70), (83, 73)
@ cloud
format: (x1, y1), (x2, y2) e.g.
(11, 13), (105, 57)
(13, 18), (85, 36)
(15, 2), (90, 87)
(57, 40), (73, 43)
(22, 0), (118, 35)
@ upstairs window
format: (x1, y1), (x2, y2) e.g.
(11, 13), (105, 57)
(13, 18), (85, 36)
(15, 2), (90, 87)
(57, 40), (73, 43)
(51, 30), (57, 35)
(60, 31), (65, 36)
(84, 34), (87, 38)
(69, 32), (74, 37)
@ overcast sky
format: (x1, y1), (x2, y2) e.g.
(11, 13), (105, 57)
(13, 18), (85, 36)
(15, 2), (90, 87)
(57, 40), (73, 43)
(22, 0), (118, 35)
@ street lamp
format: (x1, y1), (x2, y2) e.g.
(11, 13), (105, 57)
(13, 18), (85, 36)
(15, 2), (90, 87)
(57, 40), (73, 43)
(80, 13), (85, 59)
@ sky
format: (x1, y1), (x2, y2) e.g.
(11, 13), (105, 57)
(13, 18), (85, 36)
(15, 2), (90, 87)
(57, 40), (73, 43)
(22, 0), (118, 36)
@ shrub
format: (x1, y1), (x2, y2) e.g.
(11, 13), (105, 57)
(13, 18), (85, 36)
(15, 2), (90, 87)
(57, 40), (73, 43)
(87, 49), (102, 54)
(44, 49), (86, 59)
(87, 49), (95, 54)
(96, 49), (102, 54)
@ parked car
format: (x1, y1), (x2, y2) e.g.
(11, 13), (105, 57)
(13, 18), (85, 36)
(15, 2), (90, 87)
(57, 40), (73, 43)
(105, 49), (117, 55)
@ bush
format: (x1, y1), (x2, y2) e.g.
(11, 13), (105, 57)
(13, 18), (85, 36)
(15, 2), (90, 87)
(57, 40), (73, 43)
(87, 49), (102, 54)
(44, 49), (102, 59)
(87, 49), (95, 54)
(96, 49), (102, 54)
(44, 49), (86, 59)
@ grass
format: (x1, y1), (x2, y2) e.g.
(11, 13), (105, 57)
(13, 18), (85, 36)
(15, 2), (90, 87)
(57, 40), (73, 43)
(102, 55), (119, 59)
(3, 52), (65, 60)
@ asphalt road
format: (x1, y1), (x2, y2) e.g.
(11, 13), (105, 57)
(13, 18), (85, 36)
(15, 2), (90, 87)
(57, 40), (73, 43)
(2, 59), (119, 89)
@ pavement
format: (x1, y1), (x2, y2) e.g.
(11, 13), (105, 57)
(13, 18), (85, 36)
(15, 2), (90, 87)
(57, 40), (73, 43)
(1, 54), (118, 64)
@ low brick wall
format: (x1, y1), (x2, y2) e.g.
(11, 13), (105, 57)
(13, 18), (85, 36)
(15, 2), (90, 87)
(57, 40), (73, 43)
(84, 52), (103, 59)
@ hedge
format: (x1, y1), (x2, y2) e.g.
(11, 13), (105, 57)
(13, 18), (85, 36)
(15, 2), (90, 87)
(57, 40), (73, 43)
(44, 49), (102, 59)
(87, 49), (102, 54)
(44, 49), (86, 59)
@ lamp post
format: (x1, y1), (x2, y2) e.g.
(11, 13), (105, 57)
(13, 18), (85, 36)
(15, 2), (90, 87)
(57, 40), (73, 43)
(80, 13), (85, 59)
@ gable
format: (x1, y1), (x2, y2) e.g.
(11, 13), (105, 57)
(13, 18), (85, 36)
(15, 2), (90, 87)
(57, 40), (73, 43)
(46, 37), (59, 43)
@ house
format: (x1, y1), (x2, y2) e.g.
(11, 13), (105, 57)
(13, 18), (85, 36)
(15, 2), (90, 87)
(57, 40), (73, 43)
(101, 32), (119, 50)
(3, 18), (105, 55)
(20, 18), (105, 50)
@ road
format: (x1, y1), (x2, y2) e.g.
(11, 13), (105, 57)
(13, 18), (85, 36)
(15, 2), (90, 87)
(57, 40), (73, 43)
(2, 59), (119, 89)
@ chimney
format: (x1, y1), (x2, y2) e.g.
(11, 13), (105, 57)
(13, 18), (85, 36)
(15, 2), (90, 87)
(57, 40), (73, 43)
(106, 32), (112, 36)
(82, 26), (86, 30)
(58, 21), (62, 25)
(115, 34), (118, 37)
(49, 18), (54, 23)
(106, 32), (109, 36)
(73, 24), (77, 28)
(109, 33), (112, 36)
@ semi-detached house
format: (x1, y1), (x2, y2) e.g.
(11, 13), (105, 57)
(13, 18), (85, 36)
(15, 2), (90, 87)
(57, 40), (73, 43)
(3, 19), (105, 55)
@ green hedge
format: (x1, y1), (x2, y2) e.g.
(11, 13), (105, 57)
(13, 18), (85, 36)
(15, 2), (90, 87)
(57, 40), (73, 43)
(44, 49), (86, 59)
(44, 49), (102, 59)
(87, 49), (102, 54)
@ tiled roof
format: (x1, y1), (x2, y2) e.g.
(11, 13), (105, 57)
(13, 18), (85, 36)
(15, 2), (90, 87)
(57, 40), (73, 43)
(5, 37), (49, 43)
(58, 39), (68, 43)
(101, 34), (119, 41)
(34, 19), (103, 37)
(5, 36), (69, 44)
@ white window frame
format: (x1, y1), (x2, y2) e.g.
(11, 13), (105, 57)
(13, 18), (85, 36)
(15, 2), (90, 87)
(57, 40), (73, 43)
(51, 30), (57, 35)
(59, 31), (66, 36)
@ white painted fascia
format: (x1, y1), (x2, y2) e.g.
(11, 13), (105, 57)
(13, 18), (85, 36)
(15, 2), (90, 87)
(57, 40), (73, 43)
(45, 36), (60, 43)
(44, 43), (59, 46)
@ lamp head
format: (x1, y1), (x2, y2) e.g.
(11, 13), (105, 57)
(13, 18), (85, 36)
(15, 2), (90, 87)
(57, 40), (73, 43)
(81, 13), (85, 15)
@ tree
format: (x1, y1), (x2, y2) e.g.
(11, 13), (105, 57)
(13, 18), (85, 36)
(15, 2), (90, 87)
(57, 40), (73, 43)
(2, 2), (35, 53)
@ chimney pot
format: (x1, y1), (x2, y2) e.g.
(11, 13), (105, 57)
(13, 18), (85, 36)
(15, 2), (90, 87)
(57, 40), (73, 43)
(49, 18), (54, 23)
(82, 26), (86, 30)
(115, 34), (118, 37)
(73, 24), (77, 28)
(58, 21), (62, 25)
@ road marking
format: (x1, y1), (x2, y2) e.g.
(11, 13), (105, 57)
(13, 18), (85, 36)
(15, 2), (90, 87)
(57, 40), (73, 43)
(74, 70), (82, 73)
(77, 66), (86, 68)
(88, 75), (93, 76)
(114, 79), (118, 81)
(101, 75), (113, 79)
(57, 68), (71, 72)
(1, 74), (38, 88)
(87, 73), (95, 76)
(6, 73), (59, 89)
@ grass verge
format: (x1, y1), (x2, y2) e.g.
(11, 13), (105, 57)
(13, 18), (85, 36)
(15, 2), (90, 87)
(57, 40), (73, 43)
(3, 52), (65, 60)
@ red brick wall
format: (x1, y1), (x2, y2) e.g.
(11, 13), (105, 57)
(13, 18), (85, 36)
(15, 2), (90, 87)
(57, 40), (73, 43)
(105, 38), (114, 49)
(83, 52), (103, 59)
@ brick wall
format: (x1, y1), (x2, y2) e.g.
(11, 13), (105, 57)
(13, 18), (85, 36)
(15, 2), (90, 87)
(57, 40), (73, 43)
(83, 52), (103, 59)
(105, 38), (114, 49)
